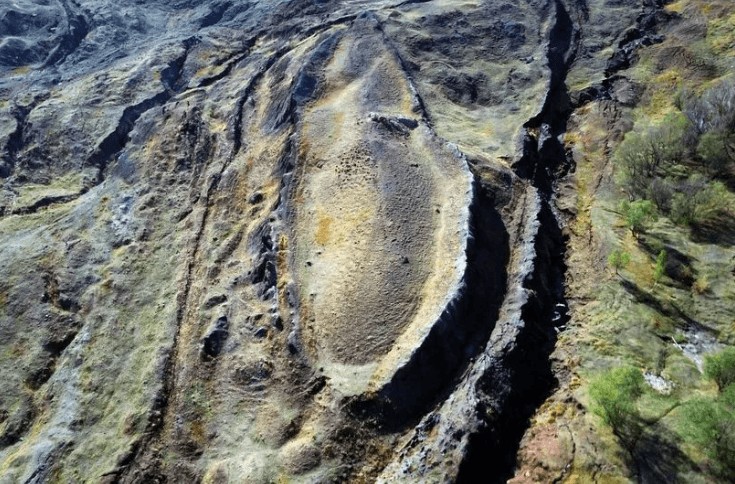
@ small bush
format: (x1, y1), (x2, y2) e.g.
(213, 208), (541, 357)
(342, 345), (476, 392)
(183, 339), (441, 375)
(653, 249), (667, 285)
(692, 275), (710, 295)
(589, 366), (645, 441)
(608, 249), (631, 275)
(704, 348), (735, 391)
(670, 176), (729, 226)
(620, 199), (657, 237)
(681, 396), (735, 478)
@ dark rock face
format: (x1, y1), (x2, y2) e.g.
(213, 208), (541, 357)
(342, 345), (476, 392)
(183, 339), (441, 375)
(0, 0), (656, 481)
(201, 316), (229, 359)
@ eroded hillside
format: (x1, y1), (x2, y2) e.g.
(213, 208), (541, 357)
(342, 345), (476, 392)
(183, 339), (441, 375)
(0, 0), (733, 482)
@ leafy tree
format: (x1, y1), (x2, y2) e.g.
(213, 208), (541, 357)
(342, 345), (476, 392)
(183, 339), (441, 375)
(647, 177), (675, 212)
(670, 176), (729, 226)
(607, 249), (631, 275)
(685, 80), (735, 178)
(620, 200), (657, 237)
(704, 348), (735, 391)
(681, 395), (735, 478)
(684, 80), (735, 135)
(697, 131), (734, 176)
(615, 114), (690, 198)
(653, 249), (667, 285)
(652, 112), (691, 164)
(616, 131), (657, 198)
(589, 366), (645, 442)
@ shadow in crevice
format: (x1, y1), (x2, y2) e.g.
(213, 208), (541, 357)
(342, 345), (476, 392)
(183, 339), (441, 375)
(457, 200), (568, 483)
(347, 179), (510, 432)
(457, 2), (577, 479)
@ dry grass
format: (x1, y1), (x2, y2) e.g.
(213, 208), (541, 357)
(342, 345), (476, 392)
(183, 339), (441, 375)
(315, 214), (332, 246)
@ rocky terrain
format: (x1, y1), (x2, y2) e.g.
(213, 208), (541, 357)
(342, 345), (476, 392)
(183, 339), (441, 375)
(0, 0), (733, 482)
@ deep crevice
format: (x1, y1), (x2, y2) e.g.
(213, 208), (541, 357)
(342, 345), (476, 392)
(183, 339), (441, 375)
(87, 37), (199, 184)
(43, 0), (89, 67)
(457, 201), (569, 483)
(1, 114), (25, 178)
(572, 1), (668, 109)
(199, 1), (232, 28)
(605, 0), (667, 77)
(85, 94), (167, 185)
(460, 0), (671, 479)
(459, 0), (576, 479)
(26, 331), (79, 390)
(196, 38), (256, 89)
(1, 38), (198, 217)
(1, 97), (44, 179)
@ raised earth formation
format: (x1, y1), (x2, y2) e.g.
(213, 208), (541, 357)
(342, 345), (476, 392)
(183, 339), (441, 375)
(1, 0), (732, 482)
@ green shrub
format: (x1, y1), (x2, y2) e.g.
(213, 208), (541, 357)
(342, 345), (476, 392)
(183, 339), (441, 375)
(704, 348), (735, 391)
(589, 366), (645, 441)
(723, 384), (735, 407)
(670, 177), (729, 226)
(607, 249), (631, 275)
(620, 199), (657, 237)
(653, 250), (667, 285)
(681, 396), (735, 478)
(615, 113), (690, 198)
(697, 131), (733, 176)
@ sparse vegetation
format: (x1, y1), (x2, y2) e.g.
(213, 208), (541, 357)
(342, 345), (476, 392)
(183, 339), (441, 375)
(1, 0), (733, 482)
(692, 275), (710, 295)
(573, 4), (735, 482)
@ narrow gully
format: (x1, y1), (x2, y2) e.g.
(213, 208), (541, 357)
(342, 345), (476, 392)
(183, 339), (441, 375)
(458, 0), (577, 480)
(43, 0), (89, 67)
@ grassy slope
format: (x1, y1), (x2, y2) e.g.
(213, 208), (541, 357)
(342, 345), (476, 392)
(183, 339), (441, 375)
(513, 2), (735, 481)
